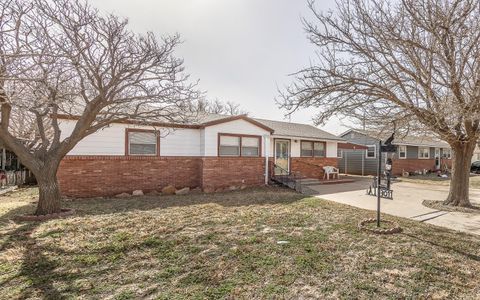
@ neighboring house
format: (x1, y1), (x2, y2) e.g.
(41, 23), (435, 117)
(57, 114), (343, 197)
(339, 129), (452, 176)
(472, 144), (480, 163)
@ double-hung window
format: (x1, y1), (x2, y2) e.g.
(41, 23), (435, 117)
(241, 137), (260, 157)
(418, 147), (430, 159)
(219, 135), (241, 156)
(301, 141), (325, 157)
(218, 134), (260, 157)
(442, 148), (452, 159)
(127, 129), (159, 156)
(366, 145), (376, 159)
(398, 145), (407, 159)
(337, 149), (343, 158)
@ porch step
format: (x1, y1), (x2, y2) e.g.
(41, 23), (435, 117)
(296, 178), (355, 186)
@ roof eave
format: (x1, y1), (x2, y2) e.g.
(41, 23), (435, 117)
(200, 114), (275, 133)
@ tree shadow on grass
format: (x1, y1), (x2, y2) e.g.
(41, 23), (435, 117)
(67, 186), (307, 218)
(0, 204), (119, 299)
(403, 230), (480, 262)
(0, 205), (67, 299)
(0, 187), (307, 298)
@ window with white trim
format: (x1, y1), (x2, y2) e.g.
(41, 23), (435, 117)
(128, 131), (158, 155)
(337, 149), (343, 158)
(398, 145), (407, 159)
(418, 147), (430, 159)
(219, 135), (240, 156)
(442, 148), (452, 159)
(366, 145), (376, 158)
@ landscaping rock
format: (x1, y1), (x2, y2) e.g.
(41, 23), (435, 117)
(115, 192), (131, 198)
(162, 185), (176, 195)
(240, 185), (248, 190)
(132, 190), (144, 196)
(228, 186), (238, 191)
(175, 187), (190, 195)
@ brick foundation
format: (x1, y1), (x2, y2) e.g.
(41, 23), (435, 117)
(58, 155), (267, 197)
(58, 156), (202, 197)
(201, 157), (265, 190)
(391, 158), (452, 175)
(290, 157), (339, 179)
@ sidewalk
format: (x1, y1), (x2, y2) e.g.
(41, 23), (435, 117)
(309, 179), (480, 235)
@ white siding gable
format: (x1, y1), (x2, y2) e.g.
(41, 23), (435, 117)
(203, 119), (271, 156)
(59, 120), (201, 156)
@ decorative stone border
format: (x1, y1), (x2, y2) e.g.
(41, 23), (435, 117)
(358, 218), (402, 234)
(15, 208), (75, 222)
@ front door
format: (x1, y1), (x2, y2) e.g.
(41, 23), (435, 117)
(435, 148), (441, 169)
(274, 140), (290, 175)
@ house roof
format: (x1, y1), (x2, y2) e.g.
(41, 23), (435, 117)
(253, 118), (344, 141)
(341, 129), (450, 148)
(197, 114), (274, 133)
(56, 113), (342, 141)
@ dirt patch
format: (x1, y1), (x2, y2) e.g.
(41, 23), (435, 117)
(423, 200), (480, 214)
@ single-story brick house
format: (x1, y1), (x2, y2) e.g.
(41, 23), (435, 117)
(57, 114), (344, 197)
(339, 129), (452, 176)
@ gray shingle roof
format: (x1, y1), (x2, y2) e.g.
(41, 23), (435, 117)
(195, 113), (343, 141)
(344, 129), (449, 148)
(253, 118), (344, 141)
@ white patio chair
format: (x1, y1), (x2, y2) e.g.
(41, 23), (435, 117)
(323, 166), (339, 180)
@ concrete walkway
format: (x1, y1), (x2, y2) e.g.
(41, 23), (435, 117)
(307, 177), (480, 236)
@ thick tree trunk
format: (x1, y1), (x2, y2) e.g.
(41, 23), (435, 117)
(34, 163), (62, 215)
(443, 141), (476, 207)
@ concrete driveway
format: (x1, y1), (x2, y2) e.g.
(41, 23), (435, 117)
(306, 177), (480, 235)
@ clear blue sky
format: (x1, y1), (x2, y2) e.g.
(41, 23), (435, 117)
(90, 0), (349, 134)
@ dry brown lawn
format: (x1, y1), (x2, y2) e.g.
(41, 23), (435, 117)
(1, 187), (479, 299)
(398, 173), (480, 189)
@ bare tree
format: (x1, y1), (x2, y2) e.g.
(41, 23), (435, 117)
(279, 0), (480, 207)
(0, 0), (198, 215)
(192, 98), (248, 116)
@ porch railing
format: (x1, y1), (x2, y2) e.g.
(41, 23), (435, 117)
(269, 161), (299, 191)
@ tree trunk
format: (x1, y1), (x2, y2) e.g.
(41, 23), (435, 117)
(35, 163), (62, 215)
(443, 141), (476, 207)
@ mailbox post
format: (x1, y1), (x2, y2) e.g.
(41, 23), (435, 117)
(376, 140), (382, 227)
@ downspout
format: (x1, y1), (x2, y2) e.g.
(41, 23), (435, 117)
(361, 149), (365, 176)
(345, 150), (348, 175)
(264, 135), (269, 185)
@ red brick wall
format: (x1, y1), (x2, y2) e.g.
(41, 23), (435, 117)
(391, 158), (452, 175)
(290, 157), (338, 179)
(58, 156), (202, 197)
(201, 157), (265, 190)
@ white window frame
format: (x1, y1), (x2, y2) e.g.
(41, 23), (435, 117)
(337, 149), (343, 158)
(418, 147), (430, 159)
(365, 145), (376, 159)
(398, 145), (407, 159)
(442, 148), (452, 159)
